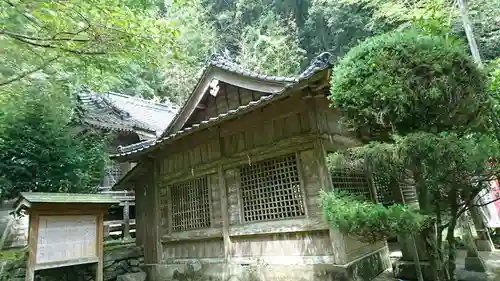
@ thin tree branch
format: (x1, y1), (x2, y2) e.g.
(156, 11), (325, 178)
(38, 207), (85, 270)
(9, 36), (107, 55)
(1, 29), (91, 42)
(2, 0), (41, 26)
(0, 56), (60, 87)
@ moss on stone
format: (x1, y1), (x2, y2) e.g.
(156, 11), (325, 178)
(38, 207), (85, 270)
(348, 248), (391, 281)
(104, 243), (136, 253)
(0, 248), (27, 262)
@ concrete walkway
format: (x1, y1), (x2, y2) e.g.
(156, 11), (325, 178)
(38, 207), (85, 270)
(373, 244), (500, 281)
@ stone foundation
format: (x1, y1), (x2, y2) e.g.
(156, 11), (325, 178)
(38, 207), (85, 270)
(392, 259), (436, 281)
(145, 247), (390, 281)
(0, 240), (144, 281)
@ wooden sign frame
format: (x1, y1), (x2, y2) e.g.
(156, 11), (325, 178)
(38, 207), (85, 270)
(13, 193), (118, 281)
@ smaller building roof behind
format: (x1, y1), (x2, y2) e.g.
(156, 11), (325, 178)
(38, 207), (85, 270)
(77, 90), (179, 138)
(17, 192), (119, 205)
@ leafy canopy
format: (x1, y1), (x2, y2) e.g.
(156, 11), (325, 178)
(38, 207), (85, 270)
(0, 0), (181, 95)
(329, 30), (489, 141)
(0, 89), (108, 200)
(236, 12), (305, 76)
(325, 27), (498, 280)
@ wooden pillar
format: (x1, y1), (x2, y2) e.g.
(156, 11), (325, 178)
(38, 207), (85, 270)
(135, 183), (144, 246)
(25, 213), (39, 281)
(143, 160), (161, 264)
(122, 201), (130, 239)
(219, 167), (232, 261)
(96, 213), (104, 281)
(217, 126), (232, 280)
(314, 139), (348, 264)
(103, 224), (110, 238)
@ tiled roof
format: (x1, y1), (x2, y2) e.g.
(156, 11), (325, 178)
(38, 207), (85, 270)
(113, 52), (333, 158)
(77, 90), (179, 137)
(208, 54), (298, 83)
(161, 54), (301, 136)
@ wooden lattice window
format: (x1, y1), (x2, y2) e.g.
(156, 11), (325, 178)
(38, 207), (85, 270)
(107, 162), (123, 185)
(372, 175), (418, 205)
(170, 176), (211, 232)
(372, 175), (394, 205)
(331, 169), (372, 200)
(239, 154), (305, 222)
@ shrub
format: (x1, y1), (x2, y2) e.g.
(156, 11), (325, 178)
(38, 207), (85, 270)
(329, 30), (489, 141)
(320, 190), (428, 243)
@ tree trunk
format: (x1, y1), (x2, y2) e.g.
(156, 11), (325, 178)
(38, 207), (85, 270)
(457, 0), (483, 67)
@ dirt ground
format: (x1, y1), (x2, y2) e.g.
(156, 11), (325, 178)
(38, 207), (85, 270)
(372, 243), (500, 281)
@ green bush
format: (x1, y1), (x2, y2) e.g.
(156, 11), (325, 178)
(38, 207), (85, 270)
(329, 30), (489, 140)
(320, 191), (428, 243)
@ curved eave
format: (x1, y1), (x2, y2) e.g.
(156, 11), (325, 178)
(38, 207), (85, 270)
(83, 119), (157, 136)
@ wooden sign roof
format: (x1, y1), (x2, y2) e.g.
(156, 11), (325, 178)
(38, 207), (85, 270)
(13, 192), (119, 213)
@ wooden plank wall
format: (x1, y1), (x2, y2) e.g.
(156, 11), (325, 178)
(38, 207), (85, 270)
(231, 231), (333, 258)
(344, 236), (386, 262)
(163, 238), (224, 260)
(313, 97), (348, 136)
(186, 83), (269, 127)
(298, 149), (325, 217)
(159, 93), (312, 179)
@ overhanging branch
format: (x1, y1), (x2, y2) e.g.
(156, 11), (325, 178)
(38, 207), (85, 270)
(8, 35), (107, 55)
(0, 56), (59, 87)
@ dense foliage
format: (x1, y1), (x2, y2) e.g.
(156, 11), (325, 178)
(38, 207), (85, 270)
(325, 28), (500, 281)
(329, 31), (489, 141)
(0, 0), (183, 199)
(236, 12), (305, 76)
(320, 191), (427, 243)
(0, 91), (108, 200)
(0, 0), (181, 94)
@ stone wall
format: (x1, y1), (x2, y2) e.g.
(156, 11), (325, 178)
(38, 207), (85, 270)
(146, 247), (390, 281)
(0, 240), (144, 281)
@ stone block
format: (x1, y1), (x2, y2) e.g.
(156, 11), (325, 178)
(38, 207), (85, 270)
(474, 239), (494, 252)
(464, 256), (487, 272)
(393, 259), (436, 281)
(120, 260), (131, 271)
(117, 272), (147, 281)
(144, 247), (390, 281)
(131, 267), (142, 273)
(129, 259), (140, 267)
(346, 246), (391, 281)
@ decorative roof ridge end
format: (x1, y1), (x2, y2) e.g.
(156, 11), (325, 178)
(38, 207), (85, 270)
(298, 52), (333, 80)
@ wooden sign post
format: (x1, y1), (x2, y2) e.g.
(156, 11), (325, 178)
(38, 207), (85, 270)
(13, 192), (118, 281)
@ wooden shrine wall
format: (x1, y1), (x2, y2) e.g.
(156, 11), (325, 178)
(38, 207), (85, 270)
(154, 88), (373, 265)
